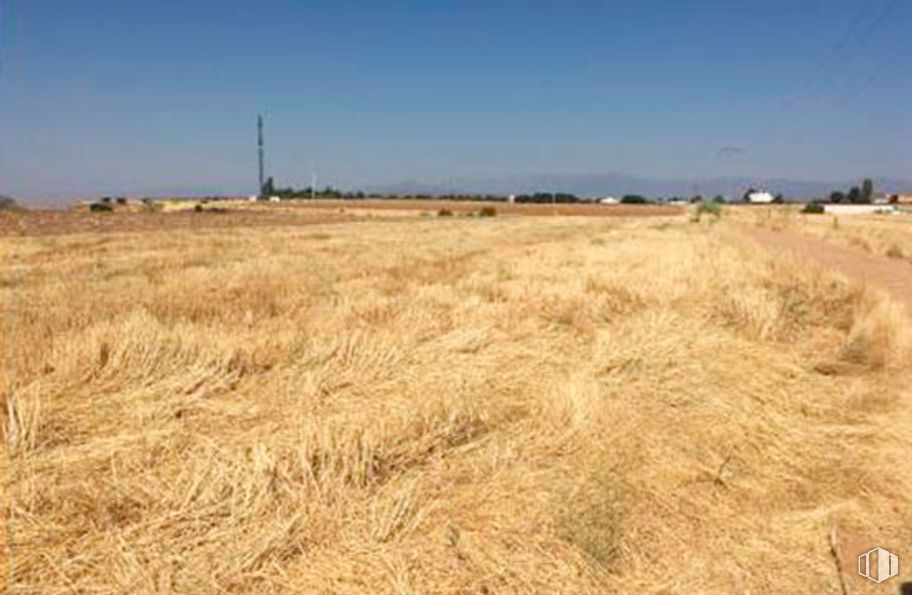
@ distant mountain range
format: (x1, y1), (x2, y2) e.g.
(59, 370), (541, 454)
(367, 173), (912, 201)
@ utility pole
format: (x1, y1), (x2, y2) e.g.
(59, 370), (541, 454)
(257, 115), (265, 198)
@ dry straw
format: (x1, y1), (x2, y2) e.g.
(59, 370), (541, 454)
(2, 214), (910, 593)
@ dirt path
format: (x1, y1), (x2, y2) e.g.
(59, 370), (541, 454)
(741, 225), (912, 316)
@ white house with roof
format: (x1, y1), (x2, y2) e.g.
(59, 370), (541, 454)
(746, 191), (776, 204)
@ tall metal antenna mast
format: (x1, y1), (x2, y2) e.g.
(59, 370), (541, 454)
(257, 115), (265, 198)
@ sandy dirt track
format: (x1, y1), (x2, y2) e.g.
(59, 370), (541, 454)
(743, 225), (912, 316)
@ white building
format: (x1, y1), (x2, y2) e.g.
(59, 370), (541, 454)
(599, 196), (619, 205)
(747, 191), (776, 204)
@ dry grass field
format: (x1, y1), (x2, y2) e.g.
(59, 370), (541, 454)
(2, 209), (911, 593)
(270, 199), (685, 219)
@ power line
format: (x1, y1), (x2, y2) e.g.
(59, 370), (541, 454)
(777, 0), (874, 116)
(761, 0), (903, 147)
(835, 41), (911, 109)
(765, 1), (896, 127)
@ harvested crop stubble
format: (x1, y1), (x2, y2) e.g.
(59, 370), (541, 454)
(2, 216), (910, 593)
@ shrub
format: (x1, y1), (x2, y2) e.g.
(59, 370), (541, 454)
(437, 208), (453, 217)
(690, 201), (721, 222)
(698, 202), (721, 216)
(885, 244), (903, 259)
(89, 202), (113, 212)
(115, 197), (128, 205)
(194, 205), (226, 214)
(0, 195), (17, 210)
(802, 202), (825, 214)
(478, 207), (497, 217)
(620, 195), (648, 204)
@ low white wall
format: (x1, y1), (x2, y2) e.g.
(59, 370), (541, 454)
(823, 204), (898, 215)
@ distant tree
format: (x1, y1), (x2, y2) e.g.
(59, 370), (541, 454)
(861, 178), (874, 203)
(829, 191), (846, 204)
(712, 195), (726, 204)
(621, 195), (649, 204)
(689, 195), (703, 204)
(90, 202), (113, 212)
(262, 177), (275, 197)
(847, 186), (861, 204)
(773, 194), (785, 204)
(742, 188), (758, 202)
(0, 195), (17, 210)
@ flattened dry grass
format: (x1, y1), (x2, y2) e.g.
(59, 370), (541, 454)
(2, 216), (911, 593)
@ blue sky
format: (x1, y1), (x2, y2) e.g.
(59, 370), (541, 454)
(2, 0), (911, 200)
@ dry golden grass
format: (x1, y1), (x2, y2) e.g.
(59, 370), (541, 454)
(2, 215), (911, 593)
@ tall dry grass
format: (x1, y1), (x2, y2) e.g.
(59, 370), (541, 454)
(2, 216), (910, 593)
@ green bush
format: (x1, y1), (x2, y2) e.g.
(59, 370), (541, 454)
(802, 202), (825, 214)
(0, 195), (17, 211)
(194, 204), (226, 214)
(478, 207), (497, 217)
(690, 201), (721, 222)
(89, 202), (113, 212)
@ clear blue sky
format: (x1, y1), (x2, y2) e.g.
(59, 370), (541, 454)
(2, 0), (911, 200)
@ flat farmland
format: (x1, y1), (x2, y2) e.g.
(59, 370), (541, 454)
(2, 212), (910, 593)
(282, 199), (685, 218)
(0, 209), (356, 237)
(1, 201), (683, 238)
